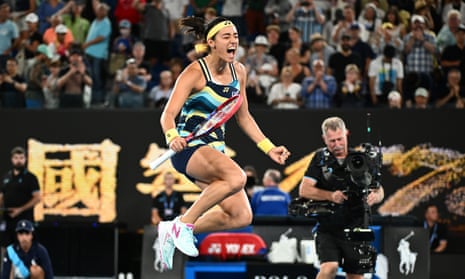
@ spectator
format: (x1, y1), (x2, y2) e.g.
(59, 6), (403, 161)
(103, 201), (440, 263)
(163, 0), (190, 58)
(244, 0), (267, 40)
(134, 0), (171, 65)
(114, 0), (144, 38)
(372, 21), (404, 57)
(357, 3), (382, 43)
(129, 41), (152, 83)
(0, 57), (27, 108)
(375, 6), (406, 56)
(1, 220), (53, 279)
(368, 45), (404, 107)
(151, 172), (187, 225)
(148, 70), (173, 108)
(112, 57), (147, 108)
(20, 13), (42, 61)
(412, 87), (431, 109)
(83, 0), (112, 105)
(424, 204), (448, 253)
(414, 0), (440, 33)
(443, 0), (465, 24)
(440, 24), (465, 86)
(0, 147), (41, 249)
(403, 15), (437, 93)
(0, 3), (20, 57)
(328, 33), (363, 85)
(359, 0), (387, 19)
(382, 6), (406, 38)
(36, 0), (66, 34)
(331, 4), (365, 46)
(43, 59), (61, 109)
(56, 47), (92, 108)
(251, 169), (290, 216)
(387, 90), (402, 109)
(285, 48), (311, 84)
(286, 26), (310, 65)
(286, 0), (325, 44)
(108, 19), (135, 76)
(245, 35), (279, 106)
(24, 44), (53, 108)
(335, 63), (364, 108)
(264, 0), (292, 37)
(62, 0), (90, 44)
(42, 15), (73, 46)
(266, 25), (287, 71)
(436, 9), (462, 53)
(48, 24), (74, 62)
(267, 66), (302, 109)
(435, 68), (465, 109)
(308, 33), (335, 74)
(349, 22), (376, 79)
(301, 59), (337, 109)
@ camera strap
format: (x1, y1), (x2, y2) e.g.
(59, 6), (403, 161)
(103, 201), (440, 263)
(320, 148), (333, 181)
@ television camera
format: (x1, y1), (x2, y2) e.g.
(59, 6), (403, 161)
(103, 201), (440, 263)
(288, 142), (382, 271)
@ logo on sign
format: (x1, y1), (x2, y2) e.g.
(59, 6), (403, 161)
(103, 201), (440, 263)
(207, 243), (256, 255)
(397, 231), (418, 275)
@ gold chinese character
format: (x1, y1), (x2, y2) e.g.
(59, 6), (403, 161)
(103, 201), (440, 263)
(28, 139), (120, 222)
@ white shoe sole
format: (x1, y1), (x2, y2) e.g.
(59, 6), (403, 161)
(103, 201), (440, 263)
(157, 222), (174, 270)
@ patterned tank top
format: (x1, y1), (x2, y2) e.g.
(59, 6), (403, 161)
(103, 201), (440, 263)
(176, 58), (240, 152)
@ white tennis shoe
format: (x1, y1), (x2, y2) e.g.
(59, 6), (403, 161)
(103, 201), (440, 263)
(156, 221), (176, 271)
(169, 217), (199, 257)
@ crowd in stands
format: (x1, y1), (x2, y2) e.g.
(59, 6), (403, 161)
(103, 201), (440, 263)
(0, 0), (464, 109)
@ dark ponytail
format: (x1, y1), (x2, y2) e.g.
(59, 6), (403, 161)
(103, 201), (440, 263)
(179, 16), (207, 40)
(180, 16), (232, 41)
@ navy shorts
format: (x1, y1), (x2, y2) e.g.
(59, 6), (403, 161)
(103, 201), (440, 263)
(171, 145), (204, 182)
(315, 231), (371, 275)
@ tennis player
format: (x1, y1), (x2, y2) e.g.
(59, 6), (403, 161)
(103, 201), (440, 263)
(156, 16), (290, 270)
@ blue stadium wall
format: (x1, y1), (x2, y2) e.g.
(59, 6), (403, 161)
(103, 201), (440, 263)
(1, 108), (464, 234)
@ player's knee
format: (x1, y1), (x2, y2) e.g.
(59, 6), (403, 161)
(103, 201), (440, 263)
(236, 207), (253, 227)
(319, 262), (338, 277)
(228, 170), (247, 193)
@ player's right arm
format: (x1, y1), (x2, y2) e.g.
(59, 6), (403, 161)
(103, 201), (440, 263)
(160, 62), (204, 151)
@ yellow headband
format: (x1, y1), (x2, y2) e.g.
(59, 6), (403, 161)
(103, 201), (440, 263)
(207, 20), (234, 40)
(195, 20), (235, 54)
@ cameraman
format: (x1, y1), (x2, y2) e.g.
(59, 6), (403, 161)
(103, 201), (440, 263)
(298, 116), (384, 279)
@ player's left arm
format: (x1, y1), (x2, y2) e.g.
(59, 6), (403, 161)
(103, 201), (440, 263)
(234, 62), (290, 164)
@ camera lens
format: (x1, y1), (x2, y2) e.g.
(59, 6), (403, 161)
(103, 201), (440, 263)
(350, 155), (364, 169)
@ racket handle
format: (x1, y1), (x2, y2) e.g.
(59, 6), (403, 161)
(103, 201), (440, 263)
(149, 149), (176, 170)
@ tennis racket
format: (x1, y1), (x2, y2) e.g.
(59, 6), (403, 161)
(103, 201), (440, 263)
(149, 94), (243, 170)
